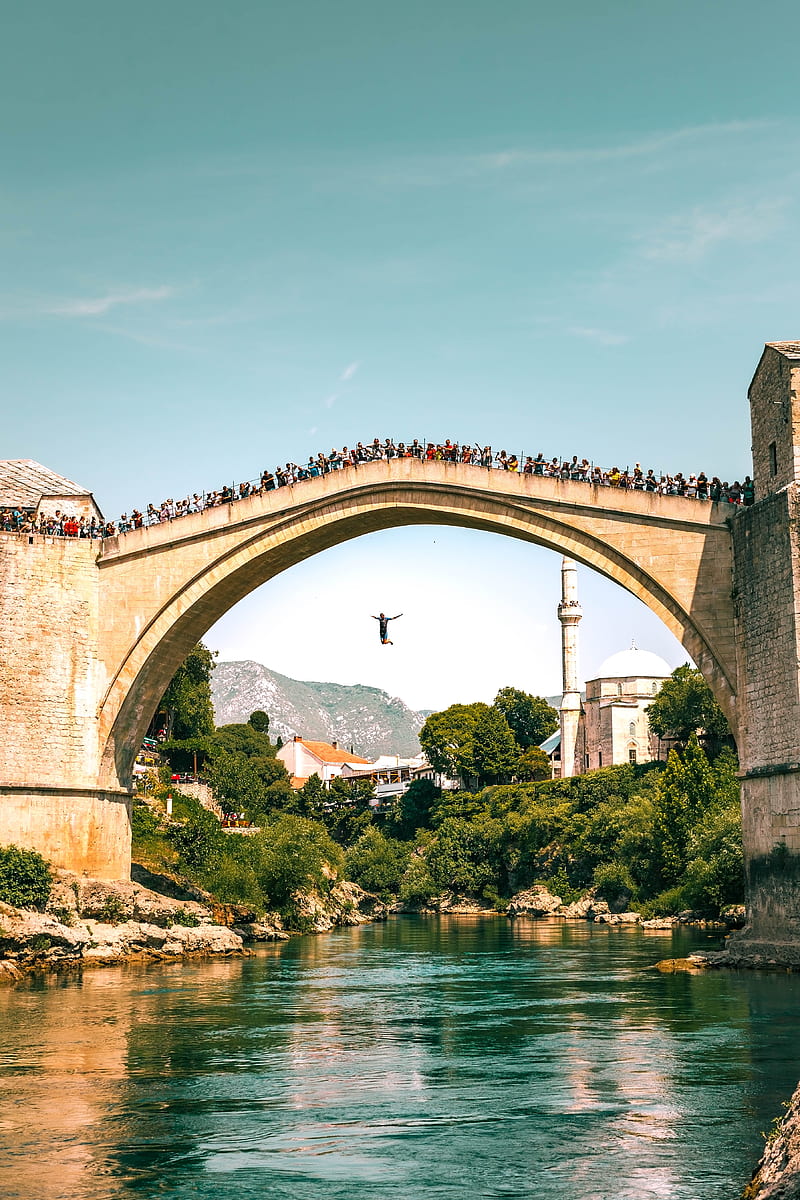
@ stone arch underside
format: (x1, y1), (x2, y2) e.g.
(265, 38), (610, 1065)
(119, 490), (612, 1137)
(97, 479), (736, 789)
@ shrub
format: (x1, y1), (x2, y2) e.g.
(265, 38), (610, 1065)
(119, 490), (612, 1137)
(0, 845), (52, 910)
(399, 853), (437, 904)
(344, 828), (411, 899)
(592, 860), (637, 904)
(97, 894), (126, 924)
(170, 908), (201, 927)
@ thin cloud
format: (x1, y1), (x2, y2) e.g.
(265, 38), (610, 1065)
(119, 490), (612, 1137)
(472, 120), (772, 172)
(638, 198), (787, 262)
(43, 286), (175, 317)
(350, 120), (777, 190)
(568, 326), (629, 347)
(323, 394), (338, 409)
(340, 360), (360, 382)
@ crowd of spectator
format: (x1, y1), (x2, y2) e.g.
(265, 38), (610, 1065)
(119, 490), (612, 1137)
(0, 439), (756, 538)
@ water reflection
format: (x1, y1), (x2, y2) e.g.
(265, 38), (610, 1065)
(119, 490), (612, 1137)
(0, 919), (798, 1200)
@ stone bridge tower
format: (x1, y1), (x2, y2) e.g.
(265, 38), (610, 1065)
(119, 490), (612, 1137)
(729, 342), (800, 961)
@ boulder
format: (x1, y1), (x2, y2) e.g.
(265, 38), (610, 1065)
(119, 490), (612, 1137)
(0, 908), (90, 956)
(161, 924), (243, 955)
(744, 1078), (800, 1198)
(561, 894), (596, 919)
(234, 920), (290, 942)
(642, 917), (677, 929)
(507, 886), (563, 918)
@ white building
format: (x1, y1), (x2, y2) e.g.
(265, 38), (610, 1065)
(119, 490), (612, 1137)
(574, 645), (672, 773)
(552, 557), (673, 776)
(277, 736), (369, 788)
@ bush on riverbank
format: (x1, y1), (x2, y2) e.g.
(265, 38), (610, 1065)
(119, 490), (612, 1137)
(131, 787), (345, 922)
(0, 844), (52, 910)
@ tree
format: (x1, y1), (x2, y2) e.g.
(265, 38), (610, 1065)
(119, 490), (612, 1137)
(389, 777), (440, 839)
(515, 746), (552, 782)
(652, 735), (717, 884)
(471, 707), (519, 785)
(206, 723), (294, 816)
(646, 664), (733, 757)
(420, 702), (492, 782)
(159, 642), (217, 740)
(298, 773), (326, 821)
(493, 687), (558, 749)
(344, 828), (411, 899)
(248, 710), (270, 734)
(322, 777), (375, 847)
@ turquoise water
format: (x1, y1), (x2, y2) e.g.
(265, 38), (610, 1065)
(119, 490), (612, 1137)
(1, 917), (799, 1200)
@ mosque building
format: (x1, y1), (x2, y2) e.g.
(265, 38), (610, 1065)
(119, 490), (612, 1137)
(551, 557), (673, 777)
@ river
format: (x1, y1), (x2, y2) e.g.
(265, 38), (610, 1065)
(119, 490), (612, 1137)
(1, 917), (799, 1200)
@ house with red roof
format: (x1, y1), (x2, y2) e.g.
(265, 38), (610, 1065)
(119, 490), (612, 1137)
(276, 735), (370, 789)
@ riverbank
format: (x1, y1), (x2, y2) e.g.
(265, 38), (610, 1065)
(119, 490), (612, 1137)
(0, 867), (753, 986)
(0, 867), (386, 983)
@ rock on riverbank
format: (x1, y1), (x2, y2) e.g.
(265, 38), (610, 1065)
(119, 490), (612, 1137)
(0, 870), (385, 982)
(743, 1080), (800, 1198)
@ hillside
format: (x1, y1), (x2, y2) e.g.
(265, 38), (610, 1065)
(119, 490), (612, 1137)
(211, 660), (425, 759)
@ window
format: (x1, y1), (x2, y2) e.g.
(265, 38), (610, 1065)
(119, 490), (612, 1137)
(770, 440), (778, 477)
(598, 751), (603, 767)
(617, 682), (623, 697)
(585, 755), (590, 769)
(629, 748), (637, 764)
(652, 682), (658, 694)
(629, 722), (636, 736)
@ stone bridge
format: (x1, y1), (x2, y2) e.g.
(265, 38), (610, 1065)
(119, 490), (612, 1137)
(3, 342), (800, 959)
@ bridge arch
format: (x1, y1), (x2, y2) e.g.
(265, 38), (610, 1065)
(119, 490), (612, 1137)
(95, 459), (736, 789)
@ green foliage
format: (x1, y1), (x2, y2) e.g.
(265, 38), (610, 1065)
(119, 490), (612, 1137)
(248, 710), (270, 733)
(211, 723), (274, 758)
(471, 707), (519, 785)
(243, 815), (344, 907)
(652, 736), (716, 884)
(205, 724), (293, 817)
(493, 687), (558, 749)
(170, 908), (201, 927)
(160, 642), (217, 740)
(592, 860), (636, 903)
(399, 847), (438, 904)
(424, 816), (499, 895)
(0, 844), (52, 910)
(97, 894), (126, 924)
(168, 796), (225, 872)
(420, 702), (491, 781)
(389, 777), (440, 839)
(516, 746), (552, 781)
(345, 828), (411, 899)
(321, 777), (375, 847)
(646, 664), (733, 757)
(297, 773), (326, 821)
(420, 701), (523, 785)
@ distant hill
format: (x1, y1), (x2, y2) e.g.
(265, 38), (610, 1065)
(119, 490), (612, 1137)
(211, 660), (425, 759)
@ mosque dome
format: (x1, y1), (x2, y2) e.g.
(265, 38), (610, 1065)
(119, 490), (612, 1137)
(594, 643), (672, 680)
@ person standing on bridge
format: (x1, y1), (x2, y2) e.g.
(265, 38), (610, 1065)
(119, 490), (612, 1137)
(372, 612), (402, 645)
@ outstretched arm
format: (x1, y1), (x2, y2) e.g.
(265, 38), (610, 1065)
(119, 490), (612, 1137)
(371, 615), (379, 620)
(391, 613), (403, 620)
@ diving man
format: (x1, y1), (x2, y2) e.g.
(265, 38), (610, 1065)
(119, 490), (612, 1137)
(372, 612), (402, 645)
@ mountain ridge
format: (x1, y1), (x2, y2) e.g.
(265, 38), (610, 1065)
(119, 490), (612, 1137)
(211, 660), (425, 759)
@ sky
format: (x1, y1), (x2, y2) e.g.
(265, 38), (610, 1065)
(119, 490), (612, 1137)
(3, 0), (800, 711)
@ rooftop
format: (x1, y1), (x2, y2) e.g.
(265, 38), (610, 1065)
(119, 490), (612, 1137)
(0, 459), (93, 509)
(290, 738), (369, 765)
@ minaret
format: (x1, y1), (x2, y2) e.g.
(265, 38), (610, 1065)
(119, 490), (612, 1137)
(558, 557), (583, 778)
